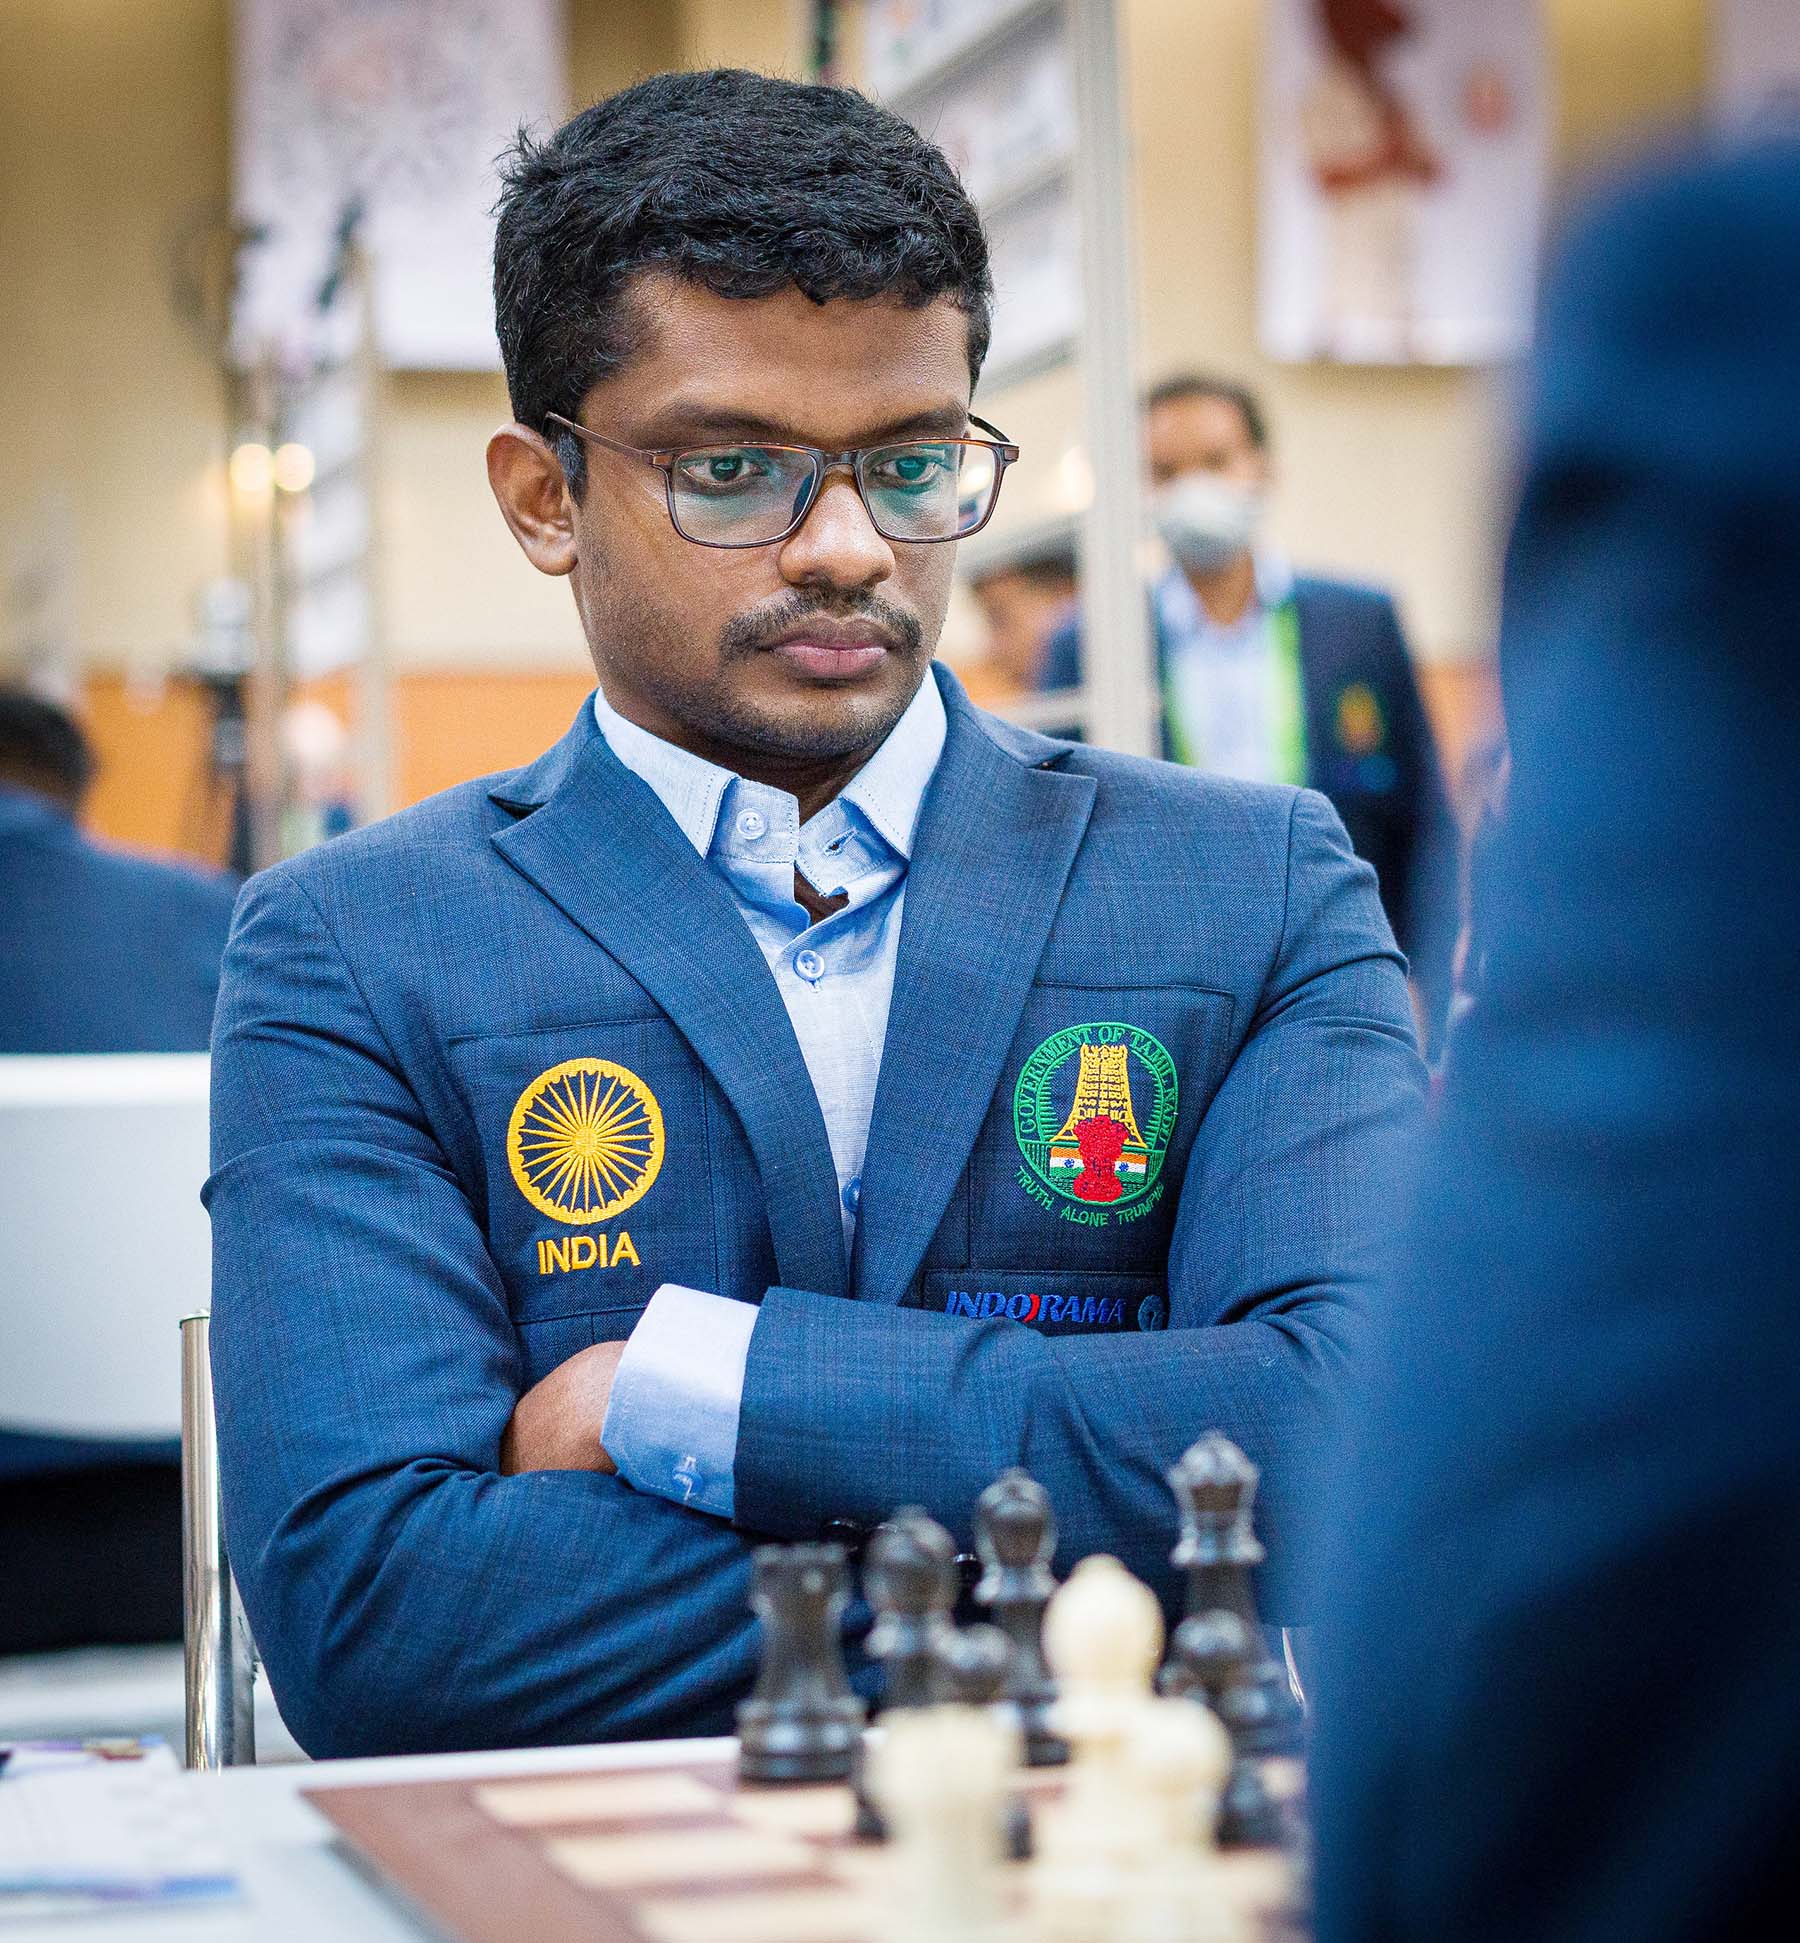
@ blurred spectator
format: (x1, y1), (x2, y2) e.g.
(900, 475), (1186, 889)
(1311, 136), (1800, 1941)
(0, 685), (237, 1653)
(965, 529), (1078, 693)
(1045, 374), (1456, 1048)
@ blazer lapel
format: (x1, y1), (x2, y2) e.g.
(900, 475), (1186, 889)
(851, 681), (1096, 1303)
(489, 705), (848, 1300)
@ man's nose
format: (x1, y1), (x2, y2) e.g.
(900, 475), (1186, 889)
(776, 468), (896, 593)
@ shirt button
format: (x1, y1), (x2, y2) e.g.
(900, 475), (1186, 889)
(794, 948), (825, 982)
(843, 1176), (861, 1215)
(734, 807), (767, 841)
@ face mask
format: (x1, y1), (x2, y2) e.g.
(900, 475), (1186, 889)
(1153, 472), (1262, 574)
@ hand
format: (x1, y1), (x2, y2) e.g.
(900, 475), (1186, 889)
(500, 1340), (627, 1476)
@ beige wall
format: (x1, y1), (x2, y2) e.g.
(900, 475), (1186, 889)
(0, 0), (1708, 698)
(982, 0), (1711, 669)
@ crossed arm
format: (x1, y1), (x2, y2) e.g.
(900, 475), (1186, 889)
(208, 794), (1422, 1757)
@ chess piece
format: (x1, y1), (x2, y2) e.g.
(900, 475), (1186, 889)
(1116, 1700), (1237, 1943)
(1165, 1435), (1302, 1755)
(864, 1506), (960, 1711)
(736, 1543), (866, 1785)
(936, 1622), (1033, 1861)
(864, 1704), (1014, 1943)
(855, 1509), (961, 1841)
(1033, 1554), (1167, 1941)
(973, 1468), (1068, 1766)
(1166, 1610), (1288, 1851)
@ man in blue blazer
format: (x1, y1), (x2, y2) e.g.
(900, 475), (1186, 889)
(1310, 138), (1800, 1940)
(1, 687), (236, 1650)
(1044, 376), (1457, 1047)
(207, 71), (1425, 1757)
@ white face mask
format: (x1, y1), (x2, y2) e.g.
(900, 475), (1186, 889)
(1153, 472), (1263, 574)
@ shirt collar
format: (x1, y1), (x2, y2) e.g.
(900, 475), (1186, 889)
(591, 666), (947, 863)
(1156, 548), (1294, 635)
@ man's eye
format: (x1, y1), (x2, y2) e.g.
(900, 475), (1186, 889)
(872, 447), (952, 488)
(678, 449), (775, 491)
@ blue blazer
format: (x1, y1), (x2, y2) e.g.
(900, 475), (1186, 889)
(1045, 577), (1457, 1041)
(1, 788), (236, 1482)
(206, 665), (1424, 1757)
(1310, 140), (1800, 1942)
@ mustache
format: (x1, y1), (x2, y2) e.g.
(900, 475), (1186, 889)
(718, 592), (923, 660)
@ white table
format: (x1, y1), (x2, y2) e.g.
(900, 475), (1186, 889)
(4, 1736), (737, 1943)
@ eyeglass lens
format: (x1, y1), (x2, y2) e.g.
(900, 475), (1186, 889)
(668, 440), (1000, 546)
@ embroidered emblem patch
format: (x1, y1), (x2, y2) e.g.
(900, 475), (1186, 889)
(1013, 1023), (1177, 1222)
(1335, 682), (1386, 756)
(507, 1058), (665, 1226)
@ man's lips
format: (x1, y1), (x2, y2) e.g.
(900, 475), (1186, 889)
(760, 620), (895, 680)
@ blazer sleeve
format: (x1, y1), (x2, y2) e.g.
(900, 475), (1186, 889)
(206, 869), (769, 1758)
(732, 791), (1426, 1619)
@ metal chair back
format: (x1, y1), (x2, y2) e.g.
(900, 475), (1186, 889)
(180, 1312), (256, 1768)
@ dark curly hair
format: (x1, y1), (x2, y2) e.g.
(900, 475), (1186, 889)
(493, 69), (993, 495)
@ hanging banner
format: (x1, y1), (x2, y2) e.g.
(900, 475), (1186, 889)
(1260, 0), (1549, 366)
(233, 0), (566, 370)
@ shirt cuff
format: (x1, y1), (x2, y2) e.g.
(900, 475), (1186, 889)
(600, 1283), (757, 1519)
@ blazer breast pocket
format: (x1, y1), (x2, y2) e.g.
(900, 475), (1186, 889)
(965, 984), (1236, 1276)
(447, 1018), (718, 1325)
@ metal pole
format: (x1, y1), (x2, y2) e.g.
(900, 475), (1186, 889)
(180, 1313), (256, 1769)
(1066, 0), (1158, 757)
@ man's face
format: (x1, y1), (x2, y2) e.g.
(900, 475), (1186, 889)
(1146, 394), (1267, 494)
(518, 277), (974, 772)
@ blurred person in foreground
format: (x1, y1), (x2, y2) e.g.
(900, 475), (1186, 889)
(1045, 375), (1456, 1049)
(1312, 135), (1800, 1941)
(0, 687), (236, 1652)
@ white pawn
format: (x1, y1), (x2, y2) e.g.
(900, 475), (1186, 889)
(865, 1704), (1016, 1943)
(1033, 1555), (1166, 1941)
(1116, 1701), (1237, 1943)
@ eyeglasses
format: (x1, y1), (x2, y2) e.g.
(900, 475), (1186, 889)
(544, 411), (1019, 549)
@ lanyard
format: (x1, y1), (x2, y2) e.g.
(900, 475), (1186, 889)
(1163, 595), (1307, 787)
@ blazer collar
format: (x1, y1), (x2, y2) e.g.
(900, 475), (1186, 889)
(850, 668), (1096, 1302)
(487, 670), (1092, 1309)
(488, 697), (848, 1299)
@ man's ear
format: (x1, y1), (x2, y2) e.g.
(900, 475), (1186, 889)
(487, 423), (578, 576)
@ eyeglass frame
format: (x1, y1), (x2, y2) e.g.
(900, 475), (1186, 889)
(542, 410), (1021, 550)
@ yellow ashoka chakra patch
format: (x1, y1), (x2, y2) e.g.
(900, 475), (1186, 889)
(506, 1058), (665, 1226)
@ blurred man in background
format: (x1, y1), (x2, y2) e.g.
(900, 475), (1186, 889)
(0, 686), (236, 1652)
(1046, 375), (1456, 1048)
(1312, 136), (1800, 1941)
(965, 530), (1077, 695)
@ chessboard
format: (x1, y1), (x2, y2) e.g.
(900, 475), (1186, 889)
(308, 1751), (1304, 1943)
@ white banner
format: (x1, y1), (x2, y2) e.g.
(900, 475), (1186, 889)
(233, 0), (566, 370)
(1259, 0), (1549, 366)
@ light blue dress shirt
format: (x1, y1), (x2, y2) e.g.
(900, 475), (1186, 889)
(591, 673), (947, 1518)
(1157, 551), (1295, 784)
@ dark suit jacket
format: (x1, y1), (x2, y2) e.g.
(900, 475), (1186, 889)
(207, 665), (1424, 1757)
(1044, 575), (1456, 1042)
(0, 786), (236, 1482)
(1310, 138), (1800, 1942)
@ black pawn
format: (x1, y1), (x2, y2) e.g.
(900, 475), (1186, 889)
(936, 1624), (1035, 1862)
(864, 1506), (960, 1711)
(973, 1469), (1068, 1767)
(1166, 1433), (1302, 1755)
(854, 1508), (960, 1840)
(736, 1543), (866, 1785)
(1167, 1609), (1288, 1851)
